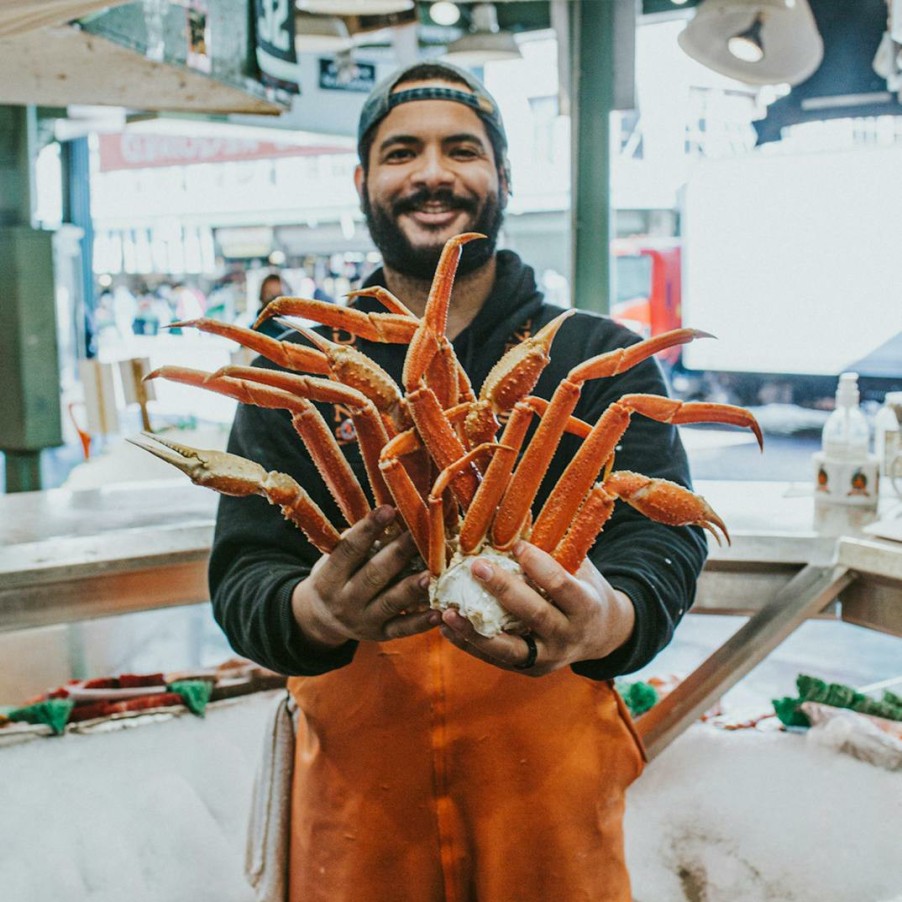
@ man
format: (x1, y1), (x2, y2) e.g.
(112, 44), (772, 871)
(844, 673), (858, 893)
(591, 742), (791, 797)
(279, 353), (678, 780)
(211, 61), (707, 901)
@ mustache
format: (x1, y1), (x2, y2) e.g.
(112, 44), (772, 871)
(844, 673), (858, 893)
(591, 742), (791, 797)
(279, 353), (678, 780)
(391, 188), (477, 217)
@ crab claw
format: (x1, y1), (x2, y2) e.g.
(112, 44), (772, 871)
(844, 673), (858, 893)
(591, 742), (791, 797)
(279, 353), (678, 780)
(479, 309), (575, 412)
(127, 433), (340, 552)
(620, 394), (764, 450)
(603, 470), (730, 545)
(127, 432), (269, 495)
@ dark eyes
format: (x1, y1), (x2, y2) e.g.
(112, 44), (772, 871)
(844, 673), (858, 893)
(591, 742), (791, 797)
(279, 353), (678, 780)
(383, 148), (415, 162)
(381, 145), (483, 163)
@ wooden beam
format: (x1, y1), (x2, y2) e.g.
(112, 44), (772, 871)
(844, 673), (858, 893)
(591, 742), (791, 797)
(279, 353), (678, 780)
(0, 25), (283, 115)
(637, 564), (856, 760)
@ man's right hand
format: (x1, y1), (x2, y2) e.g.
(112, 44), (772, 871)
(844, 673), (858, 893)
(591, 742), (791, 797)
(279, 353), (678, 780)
(291, 505), (437, 650)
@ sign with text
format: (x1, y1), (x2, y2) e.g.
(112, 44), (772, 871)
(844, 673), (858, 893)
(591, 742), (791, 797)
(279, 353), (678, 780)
(97, 134), (350, 171)
(254, 0), (301, 92)
(318, 58), (376, 93)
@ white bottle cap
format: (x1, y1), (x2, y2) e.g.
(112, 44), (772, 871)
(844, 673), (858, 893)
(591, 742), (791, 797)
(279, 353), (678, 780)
(836, 371), (859, 408)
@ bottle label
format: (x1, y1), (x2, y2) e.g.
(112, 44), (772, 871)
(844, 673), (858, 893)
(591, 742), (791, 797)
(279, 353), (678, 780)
(813, 454), (879, 508)
(886, 432), (902, 498)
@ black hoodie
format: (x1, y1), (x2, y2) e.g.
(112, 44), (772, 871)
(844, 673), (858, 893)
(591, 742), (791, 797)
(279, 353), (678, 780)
(208, 250), (707, 680)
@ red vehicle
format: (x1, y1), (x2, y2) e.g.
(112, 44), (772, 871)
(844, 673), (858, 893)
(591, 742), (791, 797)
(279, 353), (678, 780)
(611, 237), (682, 367)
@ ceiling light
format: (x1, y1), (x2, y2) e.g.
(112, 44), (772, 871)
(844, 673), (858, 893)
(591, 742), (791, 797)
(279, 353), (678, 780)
(294, 11), (353, 54)
(442, 2), (521, 66)
(678, 0), (823, 86)
(296, 0), (413, 14)
(429, 1), (461, 27)
(727, 13), (764, 62)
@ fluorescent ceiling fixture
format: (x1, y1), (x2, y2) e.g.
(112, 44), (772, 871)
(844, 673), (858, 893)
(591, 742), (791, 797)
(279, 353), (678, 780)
(296, 0), (413, 13)
(442, 2), (521, 66)
(678, 0), (823, 86)
(429, 1), (461, 27)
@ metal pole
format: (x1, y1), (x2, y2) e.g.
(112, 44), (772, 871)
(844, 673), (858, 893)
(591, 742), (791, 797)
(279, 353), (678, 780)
(570, 0), (614, 313)
(61, 136), (95, 360)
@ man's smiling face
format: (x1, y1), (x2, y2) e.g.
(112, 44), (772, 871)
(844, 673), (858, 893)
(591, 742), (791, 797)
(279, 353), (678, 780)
(355, 80), (508, 279)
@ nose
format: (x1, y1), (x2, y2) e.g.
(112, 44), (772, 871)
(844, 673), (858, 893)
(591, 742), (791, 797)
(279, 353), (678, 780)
(411, 146), (454, 189)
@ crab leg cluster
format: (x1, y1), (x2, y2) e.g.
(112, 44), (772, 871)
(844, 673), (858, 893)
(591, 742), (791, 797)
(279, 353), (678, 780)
(133, 233), (762, 637)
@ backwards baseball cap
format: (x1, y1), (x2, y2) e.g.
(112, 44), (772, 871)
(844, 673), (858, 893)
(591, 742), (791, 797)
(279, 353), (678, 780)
(357, 60), (509, 172)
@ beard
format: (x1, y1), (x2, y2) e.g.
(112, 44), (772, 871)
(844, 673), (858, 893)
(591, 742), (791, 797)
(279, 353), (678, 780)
(361, 184), (505, 280)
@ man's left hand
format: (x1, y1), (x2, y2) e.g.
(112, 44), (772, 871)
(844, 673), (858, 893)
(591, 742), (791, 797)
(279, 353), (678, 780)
(439, 541), (635, 676)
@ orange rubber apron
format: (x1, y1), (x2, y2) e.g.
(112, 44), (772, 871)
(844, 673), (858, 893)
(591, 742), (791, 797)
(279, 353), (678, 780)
(287, 631), (645, 902)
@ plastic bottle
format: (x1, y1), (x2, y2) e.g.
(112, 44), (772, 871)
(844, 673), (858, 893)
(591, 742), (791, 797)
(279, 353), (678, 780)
(821, 372), (870, 460)
(874, 391), (902, 494)
(813, 372), (879, 534)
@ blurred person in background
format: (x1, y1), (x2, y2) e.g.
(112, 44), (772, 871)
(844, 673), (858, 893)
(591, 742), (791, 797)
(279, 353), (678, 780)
(255, 272), (290, 338)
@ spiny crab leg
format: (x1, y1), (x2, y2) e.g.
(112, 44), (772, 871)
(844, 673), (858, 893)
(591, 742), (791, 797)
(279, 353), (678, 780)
(550, 484), (616, 574)
(522, 396), (593, 439)
(426, 443), (507, 574)
(146, 366), (372, 525)
(347, 286), (477, 407)
(378, 450), (431, 564)
(169, 318), (331, 375)
(378, 427), (452, 531)
(216, 366), (395, 510)
(297, 328), (406, 433)
(622, 394), (764, 447)
(256, 297), (417, 343)
(397, 233), (486, 505)
(491, 328), (710, 549)
(551, 473), (730, 574)
(406, 386), (481, 508)
(458, 400), (597, 554)
(530, 393), (761, 553)
(345, 286), (417, 317)
(465, 310), (575, 445)
(604, 471), (730, 544)
(402, 232), (485, 395)
(480, 312), (576, 410)
(126, 433), (340, 553)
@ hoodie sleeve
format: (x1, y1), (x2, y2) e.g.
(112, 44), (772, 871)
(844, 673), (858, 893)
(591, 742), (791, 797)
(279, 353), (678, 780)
(208, 398), (359, 676)
(530, 312), (709, 682)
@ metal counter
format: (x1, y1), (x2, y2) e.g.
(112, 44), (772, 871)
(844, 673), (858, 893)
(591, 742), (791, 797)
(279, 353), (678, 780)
(2, 478), (900, 758)
(0, 480), (215, 631)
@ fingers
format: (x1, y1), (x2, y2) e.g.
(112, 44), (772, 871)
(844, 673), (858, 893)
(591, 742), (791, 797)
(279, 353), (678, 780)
(346, 529), (418, 598)
(366, 564), (431, 622)
(440, 609), (544, 674)
(468, 543), (572, 632)
(318, 505), (398, 584)
(511, 541), (588, 619)
(302, 505), (438, 642)
(438, 542), (621, 674)
(382, 604), (442, 641)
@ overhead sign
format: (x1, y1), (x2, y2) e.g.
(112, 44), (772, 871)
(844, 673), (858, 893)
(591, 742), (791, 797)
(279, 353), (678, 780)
(318, 58), (376, 93)
(254, 0), (301, 92)
(97, 133), (350, 171)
